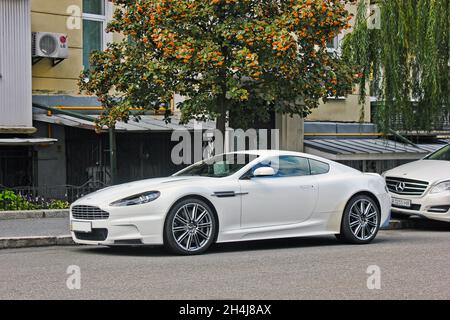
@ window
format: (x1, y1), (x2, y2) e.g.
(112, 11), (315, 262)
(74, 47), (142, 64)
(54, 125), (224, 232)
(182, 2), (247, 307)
(83, 0), (104, 15)
(254, 156), (311, 177)
(82, 0), (108, 70)
(309, 159), (330, 175)
(326, 36), (339, 53)
(325, 35), (346, 100)
(174, 154), (256, 178)
(424, 144), (450, 161)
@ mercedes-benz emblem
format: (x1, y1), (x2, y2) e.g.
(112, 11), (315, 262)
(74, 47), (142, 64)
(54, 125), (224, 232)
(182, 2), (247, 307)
(396, 182), (406, 192)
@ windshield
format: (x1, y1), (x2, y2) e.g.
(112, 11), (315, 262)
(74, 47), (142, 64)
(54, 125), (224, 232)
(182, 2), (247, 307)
(174, 154), (257, 178)
(424, 144), (450, 161)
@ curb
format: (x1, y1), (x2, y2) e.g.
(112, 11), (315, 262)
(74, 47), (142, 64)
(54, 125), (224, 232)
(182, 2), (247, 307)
(0, 209), (69, 220)
(0, 235), (75, 249)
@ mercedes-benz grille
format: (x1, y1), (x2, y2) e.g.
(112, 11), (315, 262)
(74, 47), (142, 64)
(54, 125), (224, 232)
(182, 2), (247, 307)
(385, 177), (429, 196)
(71, 205), (109, 220)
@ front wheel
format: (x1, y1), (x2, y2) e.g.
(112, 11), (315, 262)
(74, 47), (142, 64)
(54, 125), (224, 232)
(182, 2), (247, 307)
(164, 198), (217, 255)
(337, 195), (380, 244)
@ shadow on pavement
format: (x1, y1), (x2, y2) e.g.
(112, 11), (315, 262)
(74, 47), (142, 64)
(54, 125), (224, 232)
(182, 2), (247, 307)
(406, 219), (450, 231)
(392, 213), (450, 231)
(72, 234), (390, 257)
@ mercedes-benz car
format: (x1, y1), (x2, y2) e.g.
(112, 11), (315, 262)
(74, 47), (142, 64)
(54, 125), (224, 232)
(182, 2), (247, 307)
(70, 150), (390, 255)
(383, 144), (450, 222)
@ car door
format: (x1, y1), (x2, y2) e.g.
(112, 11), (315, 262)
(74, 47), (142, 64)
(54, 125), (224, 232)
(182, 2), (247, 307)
(239, 156), (318, 229)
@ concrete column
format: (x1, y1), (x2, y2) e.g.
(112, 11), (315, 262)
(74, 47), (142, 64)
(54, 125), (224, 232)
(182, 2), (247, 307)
(35, 123), (67, 196)
(276, 114), (304, 152)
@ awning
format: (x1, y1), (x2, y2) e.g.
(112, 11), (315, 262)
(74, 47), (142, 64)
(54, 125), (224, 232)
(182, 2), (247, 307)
(33, 114), (216, 132)
(304, 138), (446, 161)
(0, 138), (57, 146)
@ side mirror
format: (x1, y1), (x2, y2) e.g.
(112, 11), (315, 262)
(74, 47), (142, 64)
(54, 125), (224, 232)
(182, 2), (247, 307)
(253, 167), (275, 177)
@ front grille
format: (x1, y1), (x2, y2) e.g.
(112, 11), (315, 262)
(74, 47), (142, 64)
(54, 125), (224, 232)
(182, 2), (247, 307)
(392, 203), (421, 211)
(72, 205), (109, 220)
(74, 228), (108, 241)
(386, 177), (429, 196)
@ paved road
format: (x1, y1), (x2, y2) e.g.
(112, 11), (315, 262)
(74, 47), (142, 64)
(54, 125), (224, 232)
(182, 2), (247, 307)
(1, 226), (450, 299)
(0, 217), (69, 237)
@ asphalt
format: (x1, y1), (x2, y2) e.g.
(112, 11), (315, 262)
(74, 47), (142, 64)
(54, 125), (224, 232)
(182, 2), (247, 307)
(1, 226), (450, 299)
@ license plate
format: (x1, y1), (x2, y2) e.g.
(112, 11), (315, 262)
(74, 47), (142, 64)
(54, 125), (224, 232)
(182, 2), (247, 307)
(71, 221), (92, 233)
(392, 197), (411, 208)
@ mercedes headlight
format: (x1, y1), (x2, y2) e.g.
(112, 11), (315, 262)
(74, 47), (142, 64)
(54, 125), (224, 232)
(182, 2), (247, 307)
(430, 181), (450, 194)
(110, 191), (161, 206)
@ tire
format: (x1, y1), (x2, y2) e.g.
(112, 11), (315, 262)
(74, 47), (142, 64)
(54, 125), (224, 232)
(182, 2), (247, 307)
(337, 195), (380, 244)
(163, 198), (218, 255)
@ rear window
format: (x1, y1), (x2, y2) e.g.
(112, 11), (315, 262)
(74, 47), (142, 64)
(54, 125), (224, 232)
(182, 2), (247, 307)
(309, 159), (330, 175)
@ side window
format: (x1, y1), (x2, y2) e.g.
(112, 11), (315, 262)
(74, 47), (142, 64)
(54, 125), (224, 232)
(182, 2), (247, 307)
(253, 156), (311, 177)
(82, 0), (107, 70)
(309, 159), (330, 175)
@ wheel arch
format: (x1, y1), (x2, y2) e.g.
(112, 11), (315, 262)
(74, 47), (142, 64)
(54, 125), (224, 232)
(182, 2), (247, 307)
(339, 190), (382, 230)
(348, 191), (381, 212)
(164, 194), (220, 242)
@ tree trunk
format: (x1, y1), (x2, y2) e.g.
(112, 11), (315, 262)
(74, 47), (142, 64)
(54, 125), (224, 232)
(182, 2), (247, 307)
(216, 100), (226, 136)
(216, 83), (227, 136)
(214, 96), (227, 156)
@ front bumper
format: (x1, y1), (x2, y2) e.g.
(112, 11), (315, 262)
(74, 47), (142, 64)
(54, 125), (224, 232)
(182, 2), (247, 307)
(378, 192), (392, 228)
(70, 204), (166, 246)
(390, 191), (450, 222)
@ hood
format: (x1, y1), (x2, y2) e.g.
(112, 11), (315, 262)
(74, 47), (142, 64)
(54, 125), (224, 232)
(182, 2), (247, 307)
(384, 160), (450, 183)
(72, 176), (212, 205)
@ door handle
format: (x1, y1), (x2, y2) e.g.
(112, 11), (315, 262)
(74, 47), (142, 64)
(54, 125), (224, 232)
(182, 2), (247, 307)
(300, 185), (314, 189)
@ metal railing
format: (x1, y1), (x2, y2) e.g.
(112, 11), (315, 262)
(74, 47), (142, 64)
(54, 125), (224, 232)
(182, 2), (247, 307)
(0, 180), (109, 205)
(371, 103), (450, 132)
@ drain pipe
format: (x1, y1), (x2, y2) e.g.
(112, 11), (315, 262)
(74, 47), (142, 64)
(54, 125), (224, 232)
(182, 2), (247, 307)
(32, 103), (97, 122)
(108, 127), (117, 185)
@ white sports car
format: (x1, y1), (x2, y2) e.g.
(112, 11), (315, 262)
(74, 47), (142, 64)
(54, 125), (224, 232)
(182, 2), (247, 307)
(70, 150), (391, 255)
(383, 144), (450, 222)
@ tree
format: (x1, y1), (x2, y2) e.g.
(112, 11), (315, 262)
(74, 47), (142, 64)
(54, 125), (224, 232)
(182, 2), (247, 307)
(342, 0), (449, 133)
(79, 0), (356, 134)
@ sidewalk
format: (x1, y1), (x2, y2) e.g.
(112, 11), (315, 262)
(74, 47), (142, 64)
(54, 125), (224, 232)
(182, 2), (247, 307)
(0, 217), (69, 237)
(0, 214), (74, 249)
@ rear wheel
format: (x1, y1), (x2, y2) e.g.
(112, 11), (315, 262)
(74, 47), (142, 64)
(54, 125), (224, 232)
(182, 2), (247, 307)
(164, 198), (217, 255)
(336, 195), (380, 244)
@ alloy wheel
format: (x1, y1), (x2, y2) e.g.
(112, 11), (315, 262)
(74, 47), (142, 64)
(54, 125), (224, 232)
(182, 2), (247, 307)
(171, 203), (213, 252)
(348, 199), (379, 241)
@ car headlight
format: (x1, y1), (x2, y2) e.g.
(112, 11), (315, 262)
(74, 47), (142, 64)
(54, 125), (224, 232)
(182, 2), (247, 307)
(110, 191), (161, 206)
(430, 181), (450, 194)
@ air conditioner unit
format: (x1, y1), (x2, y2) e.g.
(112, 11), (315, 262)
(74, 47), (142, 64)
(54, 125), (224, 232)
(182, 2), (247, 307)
(32, 32), (69, 59)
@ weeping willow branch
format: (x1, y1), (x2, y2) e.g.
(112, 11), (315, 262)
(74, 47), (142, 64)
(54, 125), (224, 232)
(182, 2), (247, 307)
(342, 0), (450, 133)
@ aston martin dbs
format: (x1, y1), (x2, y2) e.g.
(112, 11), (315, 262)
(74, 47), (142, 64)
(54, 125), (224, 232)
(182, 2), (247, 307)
(70, 150), (391, 254)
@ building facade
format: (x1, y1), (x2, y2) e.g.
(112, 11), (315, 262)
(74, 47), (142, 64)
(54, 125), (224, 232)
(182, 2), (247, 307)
(2, 0), (444, 200)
